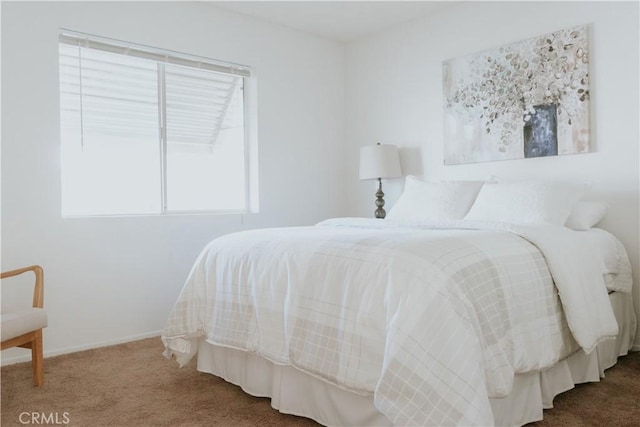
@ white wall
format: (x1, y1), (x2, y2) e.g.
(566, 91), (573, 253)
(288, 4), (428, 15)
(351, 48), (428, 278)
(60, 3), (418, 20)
(345, 1), (640, 347)
(1, 1), (345, 363)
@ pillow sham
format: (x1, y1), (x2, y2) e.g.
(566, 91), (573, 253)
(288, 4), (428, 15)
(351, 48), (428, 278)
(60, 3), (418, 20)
(386, 176), (483, 221)
(564, 201), (608, 230)
(464, 180), (586, 226)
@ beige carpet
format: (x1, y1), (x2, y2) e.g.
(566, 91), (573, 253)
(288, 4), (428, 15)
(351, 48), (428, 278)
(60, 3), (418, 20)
(1, 337), (638, 426)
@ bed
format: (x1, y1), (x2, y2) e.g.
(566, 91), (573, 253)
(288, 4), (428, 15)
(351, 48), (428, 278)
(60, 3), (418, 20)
(162, 179), (637, 426)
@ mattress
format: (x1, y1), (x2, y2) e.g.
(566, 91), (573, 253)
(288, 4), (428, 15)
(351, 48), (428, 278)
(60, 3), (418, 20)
(197, 290), (636, 427)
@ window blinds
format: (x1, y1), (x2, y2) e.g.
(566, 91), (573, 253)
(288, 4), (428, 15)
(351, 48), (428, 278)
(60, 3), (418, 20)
(59, 30), (251, 78)
(59, 30), (249, 147)
(165, 64), (243, 147)
(59, 43), (160, 140)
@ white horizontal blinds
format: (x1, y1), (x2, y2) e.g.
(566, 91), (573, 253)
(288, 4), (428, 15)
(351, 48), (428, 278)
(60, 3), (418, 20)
(58, 31), (251, 78)
(59, 31), (250, 149)
(164, 63), (247, 211)
(59, 44), (159, 141)
(59, 44), (82, 142)
(59, 41), (162, 216)
(165, 64), (243, 147)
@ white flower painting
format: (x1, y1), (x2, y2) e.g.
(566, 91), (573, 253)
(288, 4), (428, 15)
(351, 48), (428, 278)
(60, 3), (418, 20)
(443, 25), (590, 165)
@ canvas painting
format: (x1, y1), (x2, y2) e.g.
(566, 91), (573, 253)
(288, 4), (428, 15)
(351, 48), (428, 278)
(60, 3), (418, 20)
(442, 25), (590, 165)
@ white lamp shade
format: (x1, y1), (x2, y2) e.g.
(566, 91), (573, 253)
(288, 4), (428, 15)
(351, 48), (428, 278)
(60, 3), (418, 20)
(359, 144), (402, 180)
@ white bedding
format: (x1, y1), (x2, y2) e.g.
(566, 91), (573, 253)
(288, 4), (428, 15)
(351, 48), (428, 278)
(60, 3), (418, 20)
(162, 218), (624, 426)
(195, 289), (636, 427)
(577, 227), (633, 293)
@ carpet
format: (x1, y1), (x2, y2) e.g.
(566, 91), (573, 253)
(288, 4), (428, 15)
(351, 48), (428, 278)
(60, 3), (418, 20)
(1, 338), (638, 426)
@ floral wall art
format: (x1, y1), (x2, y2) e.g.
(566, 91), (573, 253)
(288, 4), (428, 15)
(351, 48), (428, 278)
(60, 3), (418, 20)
(443, 25), (590, 165)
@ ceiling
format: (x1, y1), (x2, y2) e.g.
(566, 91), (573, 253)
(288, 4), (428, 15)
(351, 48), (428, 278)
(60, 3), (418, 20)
(212, 1), (453, 43)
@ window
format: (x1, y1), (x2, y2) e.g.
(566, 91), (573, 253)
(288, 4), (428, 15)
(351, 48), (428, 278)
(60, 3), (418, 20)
(58, 30), (258, 216)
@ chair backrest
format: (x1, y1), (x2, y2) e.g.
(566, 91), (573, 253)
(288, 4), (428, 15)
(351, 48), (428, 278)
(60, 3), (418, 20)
(1, 265), (44, 309)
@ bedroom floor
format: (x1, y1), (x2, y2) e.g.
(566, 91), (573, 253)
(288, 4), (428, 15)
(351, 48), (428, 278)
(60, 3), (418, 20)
(1, 337), (638, 426)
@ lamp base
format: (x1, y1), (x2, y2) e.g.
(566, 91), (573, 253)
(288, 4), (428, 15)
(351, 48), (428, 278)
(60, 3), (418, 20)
(374, 178), (386, 219)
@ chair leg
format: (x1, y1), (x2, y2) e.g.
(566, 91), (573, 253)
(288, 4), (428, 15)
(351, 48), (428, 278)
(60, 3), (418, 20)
(31, 330), (44, 387)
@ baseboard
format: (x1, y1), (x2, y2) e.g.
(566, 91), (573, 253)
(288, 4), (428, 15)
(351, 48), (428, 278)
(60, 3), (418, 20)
(1, 330), (162, 366)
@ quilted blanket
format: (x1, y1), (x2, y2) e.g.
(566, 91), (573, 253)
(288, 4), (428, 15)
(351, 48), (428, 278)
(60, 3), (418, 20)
(162, 218), (618, 426)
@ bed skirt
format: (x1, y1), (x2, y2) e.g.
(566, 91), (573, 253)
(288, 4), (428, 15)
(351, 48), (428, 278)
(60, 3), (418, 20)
(196, 292), (637, 427)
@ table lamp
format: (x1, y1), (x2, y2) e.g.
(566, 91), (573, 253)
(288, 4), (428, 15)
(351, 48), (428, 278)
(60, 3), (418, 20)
(359, 143), (402, 219)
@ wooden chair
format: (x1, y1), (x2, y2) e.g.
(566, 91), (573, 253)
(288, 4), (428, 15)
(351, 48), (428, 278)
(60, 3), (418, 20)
(1, 265), (47, 386)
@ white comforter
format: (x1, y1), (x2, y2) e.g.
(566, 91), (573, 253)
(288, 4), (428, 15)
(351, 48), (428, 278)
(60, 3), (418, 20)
(162, 218), (620, 426)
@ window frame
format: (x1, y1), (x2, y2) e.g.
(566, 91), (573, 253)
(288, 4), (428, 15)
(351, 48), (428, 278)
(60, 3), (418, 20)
(58, 29), (259, 218)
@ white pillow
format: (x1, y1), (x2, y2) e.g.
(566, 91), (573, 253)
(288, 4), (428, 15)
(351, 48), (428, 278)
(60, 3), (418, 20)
(387, 176), (483, 221)
(464, 181), (586, 226)
(564, 201), (608, 230)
